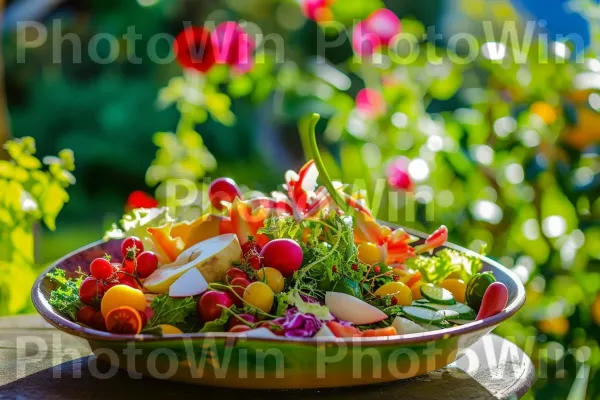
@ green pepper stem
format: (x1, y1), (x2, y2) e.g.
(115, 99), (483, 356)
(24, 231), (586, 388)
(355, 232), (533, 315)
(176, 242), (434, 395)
(304, 113), (349, 213)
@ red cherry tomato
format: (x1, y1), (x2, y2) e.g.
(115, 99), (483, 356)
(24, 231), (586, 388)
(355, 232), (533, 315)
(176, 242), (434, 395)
(90, 310), (107, 331)
(138, 310), (148, 328)
(136, 251), (158, 279)
(225, 268), (249, 283)
(198, 290), (234, 322)
(79, 277), (104, 305)
(76, 305), (97, 326)
(121, 236), (144, 258)
(120, 259), (135, 275)
(90, 258), (114, 280)
(208, 177), (242, 210)
(118, 273), (141, 289)
(242, 241), (262, 270)
(228, 277), (251, 306)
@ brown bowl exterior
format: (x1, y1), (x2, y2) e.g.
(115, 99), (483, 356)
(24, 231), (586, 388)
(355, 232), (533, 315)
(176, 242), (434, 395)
(32, 228), (525, 389)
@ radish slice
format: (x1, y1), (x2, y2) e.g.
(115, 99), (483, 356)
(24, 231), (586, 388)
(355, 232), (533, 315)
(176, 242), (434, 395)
(325, 292), (387, 325)
(169, 268), (209, 298)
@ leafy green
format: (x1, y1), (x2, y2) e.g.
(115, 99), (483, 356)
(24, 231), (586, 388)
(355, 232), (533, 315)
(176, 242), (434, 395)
(199, 307), (233, 332)
(407, 249), (483, 285)
(147, 294), (197, 331)
(47, 268), (84, 320)
(285, 290), (333, 320)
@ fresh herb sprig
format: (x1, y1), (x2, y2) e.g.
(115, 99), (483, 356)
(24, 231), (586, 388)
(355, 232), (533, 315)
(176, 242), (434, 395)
(47, 268), (84, 320)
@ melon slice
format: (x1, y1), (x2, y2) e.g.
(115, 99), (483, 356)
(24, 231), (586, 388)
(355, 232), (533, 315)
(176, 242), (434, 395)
(144, 234), (242, 293)
(169, 268), (209, 298)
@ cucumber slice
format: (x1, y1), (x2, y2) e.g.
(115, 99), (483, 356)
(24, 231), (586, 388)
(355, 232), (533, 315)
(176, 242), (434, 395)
(422, 320), (452, 330)
(402, 306), (445, 324)
(392, 316), (428, 334)
(413, 299), (430, 304)
(417, 302), (476, 319)
(420, 284), (456, 305)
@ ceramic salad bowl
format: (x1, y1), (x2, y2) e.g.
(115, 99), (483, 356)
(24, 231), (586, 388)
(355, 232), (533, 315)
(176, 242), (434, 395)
(32, 227), (525, 390)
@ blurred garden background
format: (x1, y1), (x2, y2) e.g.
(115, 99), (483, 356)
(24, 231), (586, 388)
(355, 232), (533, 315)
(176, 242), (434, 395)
(1, 0), (600, 398)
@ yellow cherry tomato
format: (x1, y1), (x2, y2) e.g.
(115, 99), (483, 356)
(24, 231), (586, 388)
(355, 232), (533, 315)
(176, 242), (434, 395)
(256, 267), (285, 294)
(538, 317), (569, 336)
(592, 296), (600, 326)
(374, 282), (412, 306)
(101, 285), (147, 317)
(411, 281), (424, 300)
(243, 281), (274, 313)
(159, 324), (183, 335)
(440, 279), (467, 303)
(358, 242), (381, 265)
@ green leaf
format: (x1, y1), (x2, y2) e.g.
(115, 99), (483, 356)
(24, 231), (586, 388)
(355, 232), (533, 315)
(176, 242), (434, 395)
(46, 268), (84, 320)
(199, 307), (231, 332)
(147, 295), (197, 330)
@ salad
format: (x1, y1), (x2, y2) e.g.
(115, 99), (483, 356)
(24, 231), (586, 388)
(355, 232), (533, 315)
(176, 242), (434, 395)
(46, 114), (509, 338)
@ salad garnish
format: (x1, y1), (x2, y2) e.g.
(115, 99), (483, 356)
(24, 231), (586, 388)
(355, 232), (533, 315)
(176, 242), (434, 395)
(46, 113), (509, 338)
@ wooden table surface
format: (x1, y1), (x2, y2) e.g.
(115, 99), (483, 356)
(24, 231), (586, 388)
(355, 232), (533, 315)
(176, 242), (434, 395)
(0, 315), (534, 399)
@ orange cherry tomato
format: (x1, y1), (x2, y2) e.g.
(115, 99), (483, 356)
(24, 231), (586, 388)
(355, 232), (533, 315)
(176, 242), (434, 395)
(105, 306), (143, 335)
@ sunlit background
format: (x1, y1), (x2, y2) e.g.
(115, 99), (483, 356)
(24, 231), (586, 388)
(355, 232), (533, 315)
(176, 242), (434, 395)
(1, 0), (599, 398)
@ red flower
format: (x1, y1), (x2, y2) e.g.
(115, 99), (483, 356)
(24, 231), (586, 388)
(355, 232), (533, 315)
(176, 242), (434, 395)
(173, 26), (215, 73)
(126, 191), (159, 211)
(212, 22), (256, 73)
(386, 156), (414, 191)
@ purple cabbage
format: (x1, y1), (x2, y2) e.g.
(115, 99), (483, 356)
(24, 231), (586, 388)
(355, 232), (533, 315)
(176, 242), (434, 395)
(273, 307), (323, 338)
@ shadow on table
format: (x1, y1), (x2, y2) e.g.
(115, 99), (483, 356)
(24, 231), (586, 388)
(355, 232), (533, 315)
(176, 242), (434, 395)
(1, 356), (504, 400)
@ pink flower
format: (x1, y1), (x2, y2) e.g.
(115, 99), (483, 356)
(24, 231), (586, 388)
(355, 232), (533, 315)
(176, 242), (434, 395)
(352, 8), (401, 56)
(352, 21), (381, 56)
(386, 157), (414, 191)
(356, 88), (386, 118)
(365, 9), (401, 46)
(301, 0), (334, 22)
(212, 22), (256, 73)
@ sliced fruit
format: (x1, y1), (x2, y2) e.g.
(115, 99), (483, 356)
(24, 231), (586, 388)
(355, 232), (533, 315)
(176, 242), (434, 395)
(361, 326), (397, 337)
(325, 291), (387, 325)
(401, 306), (445, 324)
(169, 267), (209, 298)
(159, 324), (184, 335)
(101, 285), (146, 317)
(420, 283), (456, 305)
(144, 234), (242, 293)
(411, 281), (425, 300)
(325, 321), (362, 338)
(392, 316), (428, 334)
(171, 214), (224, 249)
(147, 221), (185, 263)
(105, 306), (143, 334)
(374, 282), (412, 306)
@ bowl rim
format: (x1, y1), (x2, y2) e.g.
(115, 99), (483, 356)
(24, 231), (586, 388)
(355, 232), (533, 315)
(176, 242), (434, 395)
(32, 224), (526, 346)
